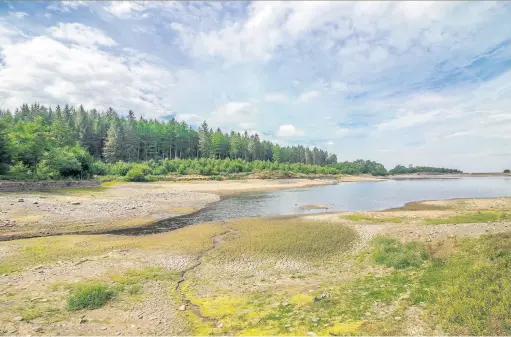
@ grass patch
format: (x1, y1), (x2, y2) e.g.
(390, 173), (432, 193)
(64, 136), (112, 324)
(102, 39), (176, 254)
(424, 211), (509, 225)
(410, 233), (511, 335)
(66, 283), (114, 311)
(0, 222), (222, 274)
(343, 213), (402, 223)
(382, 201), (451, 212)
(219, 218), (357, 261)
(372, 236), (429, 269)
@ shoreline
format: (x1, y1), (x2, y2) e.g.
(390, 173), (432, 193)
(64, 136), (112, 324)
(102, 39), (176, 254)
(0, 178), (338, 241)
(1, 175), (510, 241)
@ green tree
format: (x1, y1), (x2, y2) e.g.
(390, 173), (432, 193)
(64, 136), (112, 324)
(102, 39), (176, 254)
(103, 121), (123, 163)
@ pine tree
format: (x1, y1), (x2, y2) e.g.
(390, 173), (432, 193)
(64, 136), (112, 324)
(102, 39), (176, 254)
(103, 122), (123, 163)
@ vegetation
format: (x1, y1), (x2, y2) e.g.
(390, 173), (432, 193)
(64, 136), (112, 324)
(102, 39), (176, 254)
(0, 103), (459, 180)
(504, 169), (510, 173)
(66, 283), (114, 311)
(371, 236), (429, 269)
(389, 164), (462, 175)
(424, 211), (508, 225)
(217, 218), (358, 261)
(344, 213), (402, 223)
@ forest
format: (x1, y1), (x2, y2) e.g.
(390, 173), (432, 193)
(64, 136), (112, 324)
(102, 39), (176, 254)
(0, 103), (460, 180)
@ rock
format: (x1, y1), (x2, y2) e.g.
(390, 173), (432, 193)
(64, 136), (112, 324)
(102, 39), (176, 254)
(30, 297), (42, 302)
(79, 317), (87, 324)
(18, 199), (24, 202)
(100, 327), (107, 331)
(282, 301), (289, 306)
(216, 323), (223, 328)
(71, 202), (81, 205)
(306, 332), (317, 337)
(394, 316), (402, 321)
(311, 317), (319, 323)
(13, 316), (23, 322)
(33, 326), (43, 333)
(32, 265), (43, 270)
(178, 305), (186, 311)
(285, 324), (291, 328)
(33, 201), (38, 205)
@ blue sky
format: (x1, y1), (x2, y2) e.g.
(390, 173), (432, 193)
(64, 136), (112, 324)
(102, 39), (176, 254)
(1, 1), (511, 172)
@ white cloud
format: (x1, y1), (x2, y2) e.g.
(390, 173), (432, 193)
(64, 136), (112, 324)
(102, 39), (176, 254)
(175, 113), (203, 125)
(264, 92), (289, 103)
(297, 90), (320, 102)
(49, 23), (116, 47)
(277, 124), (304, 137)
(0, 23), (173, 117)
(104, 1), (147, 19)
(9, 12), (28, 19)
(47, 1), (90, 13)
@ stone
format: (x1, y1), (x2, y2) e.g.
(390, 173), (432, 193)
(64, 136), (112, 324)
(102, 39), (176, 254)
(216, 323), (223, 328)
(306, 332), (317, 337)
(394, 316), (402, 321)
(100, 327), (107, 331)
(33, 201), (38, 204)
(18, 198), (24, 202)
(311, 317), (319, 323)
(13, 316), (23, 322)
(178, 305), (186, 311)
(71, 201), (81, 205)
(282, 301), (289, 306)
(79, 317), (87, 324)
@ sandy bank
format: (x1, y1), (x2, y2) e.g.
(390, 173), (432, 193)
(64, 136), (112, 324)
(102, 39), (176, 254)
(0, 178), (336, 240)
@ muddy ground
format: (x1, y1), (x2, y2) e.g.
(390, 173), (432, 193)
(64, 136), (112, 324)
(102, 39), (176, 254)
(0, 178), (337, 240)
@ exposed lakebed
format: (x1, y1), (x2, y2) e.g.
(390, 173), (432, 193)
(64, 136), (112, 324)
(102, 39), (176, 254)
(108, 177), (511, 236)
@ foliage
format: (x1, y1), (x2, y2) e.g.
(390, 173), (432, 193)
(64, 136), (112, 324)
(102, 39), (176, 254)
(66, 283), (114, 311)
(389, 164), (462, 175)
(504, 169), (510, 173)
(371, 236), (429, 269)
(124, 164), (151, 182)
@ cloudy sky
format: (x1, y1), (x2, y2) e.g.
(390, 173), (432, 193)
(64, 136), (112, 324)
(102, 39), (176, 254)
(1, 1), (510, 172)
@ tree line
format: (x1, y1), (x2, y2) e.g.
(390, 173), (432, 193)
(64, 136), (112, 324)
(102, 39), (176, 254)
(388, 165), (462, 175)
(0, 103), (461, 180)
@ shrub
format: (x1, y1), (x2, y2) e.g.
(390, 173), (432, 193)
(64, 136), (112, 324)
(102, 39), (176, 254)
(504, 169), (510, 173)
(372, 236), (429, 269)
(67, 283), (114, 311)
(124, 164), (151, 182)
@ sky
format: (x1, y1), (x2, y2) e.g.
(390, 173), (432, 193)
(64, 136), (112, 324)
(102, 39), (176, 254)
(1, 1), (510, 172)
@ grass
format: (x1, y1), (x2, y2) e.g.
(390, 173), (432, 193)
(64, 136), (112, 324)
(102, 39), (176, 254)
(382, 201), (451, 212)
(410, 233), (511, 335)
(371, 236), (430, 269)
(424, 210), (509, 225)
(66, 283), (114, 311)
(0, 222), (223, 274)
(343, 213), (402, 223)
(219, 218), (358, 261)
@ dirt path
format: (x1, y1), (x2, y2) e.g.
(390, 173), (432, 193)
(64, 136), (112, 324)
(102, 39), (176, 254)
(175, 221), (240, 327)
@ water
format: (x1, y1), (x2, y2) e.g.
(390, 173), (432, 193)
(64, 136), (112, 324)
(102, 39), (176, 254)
(107, 177), (511, 236)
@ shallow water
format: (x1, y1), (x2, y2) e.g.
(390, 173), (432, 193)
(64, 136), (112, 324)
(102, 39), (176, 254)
(108, 177), (511, 236)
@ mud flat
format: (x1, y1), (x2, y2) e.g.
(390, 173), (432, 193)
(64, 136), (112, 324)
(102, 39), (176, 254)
(0, 179), (336, 240)
(0, 196), (509, 335)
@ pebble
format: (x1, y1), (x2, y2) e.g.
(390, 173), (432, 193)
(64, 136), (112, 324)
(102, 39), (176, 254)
(13, 316), (23, 322)
(33, 201), (38, 205)
(71, 201), (81, 205)
(394, 316), (402, 321)
(311, 317), (319, 323)
(178, 305), (186, 311)
(18, 199), (24, 202)
(100, 327), (107, 331)
(306, 332), (317, 337)
(216, 323), (223, 329)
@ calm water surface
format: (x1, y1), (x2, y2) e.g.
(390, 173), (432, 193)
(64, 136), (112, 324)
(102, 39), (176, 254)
(110, 177), (511, 235)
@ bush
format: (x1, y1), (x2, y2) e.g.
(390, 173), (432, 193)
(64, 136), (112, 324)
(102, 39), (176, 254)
(124, 164), (151, 182)
(504, 169), (510, 173)
(372, 236), (429, 269)
(67, 283), (114, 311)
